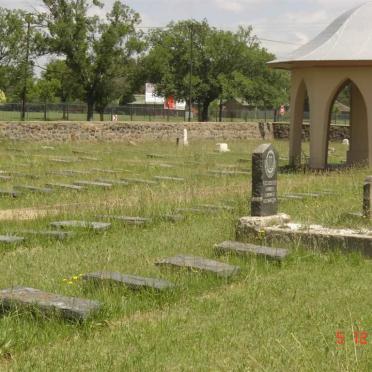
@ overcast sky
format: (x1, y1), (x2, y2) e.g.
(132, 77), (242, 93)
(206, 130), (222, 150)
(0, 0), (366, 57)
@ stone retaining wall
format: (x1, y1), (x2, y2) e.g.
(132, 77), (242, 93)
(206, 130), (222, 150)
(0, 121), (350, 142)
(272, 122), (350, 141)
(0, 121), (274, 142)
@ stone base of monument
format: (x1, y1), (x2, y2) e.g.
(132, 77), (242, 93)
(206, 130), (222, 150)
(236, 217), (372, 258)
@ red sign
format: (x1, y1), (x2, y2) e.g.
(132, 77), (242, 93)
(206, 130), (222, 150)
(164, 96), (176, 110)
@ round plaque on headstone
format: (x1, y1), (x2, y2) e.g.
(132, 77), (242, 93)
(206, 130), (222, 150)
(251, 144), (279, 217)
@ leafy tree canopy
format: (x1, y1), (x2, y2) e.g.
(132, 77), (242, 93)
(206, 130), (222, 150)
(42, 0), (144, 120)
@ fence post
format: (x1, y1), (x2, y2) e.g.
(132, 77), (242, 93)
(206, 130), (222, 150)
(130, 105), (133, 121)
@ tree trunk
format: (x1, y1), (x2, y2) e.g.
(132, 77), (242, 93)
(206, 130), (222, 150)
(100, 110), (104, 121)
(87, 96), (94, 122)
(219, 100), (223, 122)
(197, 103), (203, 122)
(201, 102), (210, 122)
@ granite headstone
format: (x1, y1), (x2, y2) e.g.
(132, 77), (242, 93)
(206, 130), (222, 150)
(251, 144), (278, 217)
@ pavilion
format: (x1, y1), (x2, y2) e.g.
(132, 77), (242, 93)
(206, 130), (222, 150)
(269, 2), (372, 169)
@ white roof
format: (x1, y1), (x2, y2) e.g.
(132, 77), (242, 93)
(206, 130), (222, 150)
(270, 2), (372, 68)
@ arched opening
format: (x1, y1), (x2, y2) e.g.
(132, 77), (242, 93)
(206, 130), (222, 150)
(289, 79), (309, 167)
(326, 79), (368, 167)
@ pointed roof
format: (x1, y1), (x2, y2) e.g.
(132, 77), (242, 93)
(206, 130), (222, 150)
(270, 2), (372, 69)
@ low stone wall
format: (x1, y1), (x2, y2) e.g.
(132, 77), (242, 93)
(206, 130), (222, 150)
(0, 121), (351, 143)
(0, 121), (274, 143)
(272, 122), (350, 141)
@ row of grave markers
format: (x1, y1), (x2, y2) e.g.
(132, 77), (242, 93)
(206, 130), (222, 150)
(0, 240), (289, 321)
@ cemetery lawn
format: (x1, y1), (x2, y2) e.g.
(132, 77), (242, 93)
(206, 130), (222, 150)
(1, 138), (372, 371)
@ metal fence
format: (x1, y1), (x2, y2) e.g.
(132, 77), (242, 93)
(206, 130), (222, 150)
(0, 102), (351, 124)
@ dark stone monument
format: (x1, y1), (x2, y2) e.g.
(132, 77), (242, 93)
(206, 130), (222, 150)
(363, 176), (372, 218)
(251, 144), (278, 217)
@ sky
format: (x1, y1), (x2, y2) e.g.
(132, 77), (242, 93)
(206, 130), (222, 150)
(0, 0), (367, 57)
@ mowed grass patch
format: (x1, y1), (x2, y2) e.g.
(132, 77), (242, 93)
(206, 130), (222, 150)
(0, 138), (371, 370)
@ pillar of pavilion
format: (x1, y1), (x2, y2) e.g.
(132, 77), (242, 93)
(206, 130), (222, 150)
(269, 2), (372, 169)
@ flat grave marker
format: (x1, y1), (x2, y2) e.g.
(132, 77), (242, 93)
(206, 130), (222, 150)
(19, 230), (74, 240)
(79, 156), (99, 161)
(73, 180), (112, 189)
(82, 272), (174, 291)
(215, 241), (288, 261)
(14, 185), (53, 194)
(92, 168), (126, 174)
(280, 194), (304, 201)
(155, 255), (240, 278)
(121, 178), (157, 185)
(175, 207), (217, 215)
(50, 221), (111, 230)
(0, 287), (100, 321)
(96, 179), (129, 186)
(251, 144), (278, 217)
(97, 215), (151, 225)
(49, 158), (76, 164)
(209, 170), (250, 176)
(46, 183), (85, 191)
(197, 204), (235, 211)
(0, 235), (25, 244)
(153, 176), (185, 182)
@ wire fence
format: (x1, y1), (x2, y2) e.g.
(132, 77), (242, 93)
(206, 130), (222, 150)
(0, 102), (351, 124)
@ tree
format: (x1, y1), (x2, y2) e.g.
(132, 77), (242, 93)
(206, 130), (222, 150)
(144, 21), (279, 122)
(42, 0), (144, 121)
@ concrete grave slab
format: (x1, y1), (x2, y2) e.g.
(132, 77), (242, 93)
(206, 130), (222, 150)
(149, 163), (175, 169)
(237, 219), (372, 258)
(0, 287), (100, 321)
(155, 255), (240, 277)
(91, 168), (125, 174)
(60, 170), (92, 176)
(97, 215), (151, 225)
(215, 240), (288, 261)
(153, 176), (185, 182)
(7, 172), (39, 179)
(280, 195), (305, 200)
(96, 179), (129, 186)
(209, 170), (251, 176)
(197, 204), (235, 211)
(82, 272), (174, 291)
(50, 221), (111, 230)
(19, 230), (74, 240)
(121, 178), (157, 185)
(49, 158), (77, 164)
(79, 156), (99, 161)
(73, 180), (112, 189)
(176, 208), (217, 215)
(290, 192), (321, 198)
(0, 235), (24, 244)
(14, 185), (53, 194)
(46, 183), (85, 191)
